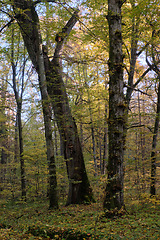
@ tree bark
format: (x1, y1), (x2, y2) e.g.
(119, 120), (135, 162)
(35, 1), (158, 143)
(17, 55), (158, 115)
(12, 1), (58, 207)
(17, 101), (26, 200)
(0, 78), (8, 191)
(146, 30), (160, 196)
(102, 79), (108, 175)
(0, 80), (8, 165)
(12, 0), (93, 205)
(150, 78), (160, 196)
(85, 81), (97, 176)
(11, 37), (26, 200)
(103, 0), (126, 213)
(45, 57), (93, 204)
(38, 44), (58, 208)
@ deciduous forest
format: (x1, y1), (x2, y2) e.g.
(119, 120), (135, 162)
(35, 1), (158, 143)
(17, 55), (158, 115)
(0, 0), (160, 239)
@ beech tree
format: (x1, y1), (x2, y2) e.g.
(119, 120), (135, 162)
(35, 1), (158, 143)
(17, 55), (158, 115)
(10, 0), (93, 205)
(103, 0), (126, 213)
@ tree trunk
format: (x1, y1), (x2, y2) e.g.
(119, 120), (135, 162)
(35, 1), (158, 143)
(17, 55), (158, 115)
(150, 78), (160, 195)
(0, 79), (8, 191)
(102, 80), (108, 175)
(38, 41), (58, 208)
(45, 61), (93, 204)
(14, 115), (18, 163)
(11, 26), (27, 200)
(103, 0), (126, 214)
(17, 102), (26, 200)
(85, 81), (97, 176)
(0, 80), (8, 165)
(12, 0), (93, 205)
(12, 64), (26, 200)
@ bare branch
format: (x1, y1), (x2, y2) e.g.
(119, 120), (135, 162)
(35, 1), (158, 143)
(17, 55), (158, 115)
(133, 66), (152, 88)
(0, 9), (13, 18)
(33, 0), (58, 5)
(0, 19), (14, 34)
(127, 124), (154, 133)
(146, 48), (160, 76)
(124, 83), (151, 96)
(136, 42), (149, 57)
(127, 124), (145, 129)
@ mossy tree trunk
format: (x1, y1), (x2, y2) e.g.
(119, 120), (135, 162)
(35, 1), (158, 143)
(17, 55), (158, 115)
(103, 0), (126, 213)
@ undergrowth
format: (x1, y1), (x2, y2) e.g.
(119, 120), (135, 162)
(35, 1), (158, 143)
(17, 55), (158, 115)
(0, 196), (160, 239)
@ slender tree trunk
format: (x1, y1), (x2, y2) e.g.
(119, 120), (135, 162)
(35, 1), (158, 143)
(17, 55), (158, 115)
(84, 66), (97, 176)
(36, 28), (58, 208)
(0, 80), (8, 191)
(14, 115), (18, 163)
(146, 30), (160, 196)
(17, 102), (26, 200)
(39, 81), (58, 209)
(102, 97), (108, 175)
(103, 0), (126, 214)
(11, 26), (27, 200)
(0, 80), (8, 165)
(150, 79), (160, 195)
(12, 67), (26, 200)
(12, 75), (26, 200)
(137, 93), (145, 179)
(86, 82), (97, 176)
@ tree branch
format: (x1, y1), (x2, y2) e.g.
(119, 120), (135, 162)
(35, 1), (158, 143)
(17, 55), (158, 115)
(136, 42), (149, 57)
(146, 49), (160, 76)
(133, 66), (152, 89)
(127, 124), (145, 129)
(33, 0), (58, 5)
(124, 83), (151, 96)
(52, 9), (79, 61)
(0, 19), (14, 33)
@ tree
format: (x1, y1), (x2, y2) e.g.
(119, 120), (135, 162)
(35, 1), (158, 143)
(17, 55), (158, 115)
(150, 76), (160, 196)
(0, 70), (8, 165)
(0, 66), (8, 192)
(11, 0), (93, 205)
(10, 26), (27, 200)
(38, 34), (58, 208)
(103, 0), (126, 213)
(146, 29), (160, 196)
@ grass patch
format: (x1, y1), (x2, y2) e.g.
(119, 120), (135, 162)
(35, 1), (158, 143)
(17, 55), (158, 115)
(0, 197), (160, 239)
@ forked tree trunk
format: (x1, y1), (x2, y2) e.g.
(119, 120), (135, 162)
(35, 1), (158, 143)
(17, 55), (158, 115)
(11, 25), (27, 200)
(103, 0), (126, 213)
(12, 0), (93, 205)
(12, 58), (26, 200)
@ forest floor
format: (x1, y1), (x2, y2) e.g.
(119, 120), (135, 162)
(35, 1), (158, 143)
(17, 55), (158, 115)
(0, 196), (160, 240)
